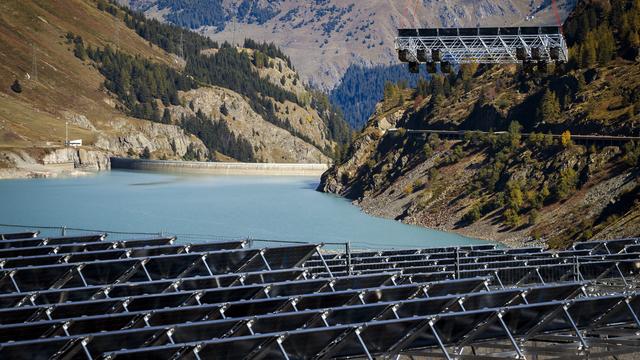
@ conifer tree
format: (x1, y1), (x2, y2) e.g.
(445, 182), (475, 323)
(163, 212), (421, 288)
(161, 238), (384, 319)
(162, 108), (171, 124)
(597, 26), (616, 66)
(537, 90), (561, 124)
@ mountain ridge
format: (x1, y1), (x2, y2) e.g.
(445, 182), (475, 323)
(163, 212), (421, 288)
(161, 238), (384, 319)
(120, 0), (577, 89)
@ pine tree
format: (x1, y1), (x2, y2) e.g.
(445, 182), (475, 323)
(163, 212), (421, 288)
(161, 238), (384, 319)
(537, 90), (561, 124)
(580, 33), (597, 68)
(162, 108), (171, 124)
(597, 26), (616, 66)
(508, 121), (522, 149)
(74, 42), (87, 60)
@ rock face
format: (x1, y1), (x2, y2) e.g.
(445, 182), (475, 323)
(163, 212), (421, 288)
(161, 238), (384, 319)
(62, 111), (97, 131)
(93, 119), (209, 161)
(42, 148), (110, 170)
(173, 87), (331, 164)
(0, 117), (210, 179)
(318, 103), (403, 196)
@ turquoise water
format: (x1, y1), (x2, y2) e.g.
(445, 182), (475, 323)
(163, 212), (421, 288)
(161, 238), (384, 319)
(0, 170), (488, 249)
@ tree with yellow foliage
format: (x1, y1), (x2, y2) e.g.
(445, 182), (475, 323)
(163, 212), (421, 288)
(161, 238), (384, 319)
(561, 130), (573, 148)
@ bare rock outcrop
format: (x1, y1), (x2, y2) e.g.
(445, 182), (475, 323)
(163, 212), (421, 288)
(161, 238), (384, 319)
(174, 87), (330, 164)
(94, 118), (209, 161)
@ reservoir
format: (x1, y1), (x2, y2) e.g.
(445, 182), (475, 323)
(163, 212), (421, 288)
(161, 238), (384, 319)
(0, 170), (487, 249)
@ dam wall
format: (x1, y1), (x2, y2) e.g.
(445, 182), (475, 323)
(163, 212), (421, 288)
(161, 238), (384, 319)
(110, 158), (329, 176)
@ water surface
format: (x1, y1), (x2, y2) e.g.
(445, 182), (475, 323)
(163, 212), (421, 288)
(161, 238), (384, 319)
(0, 170), (488, 249)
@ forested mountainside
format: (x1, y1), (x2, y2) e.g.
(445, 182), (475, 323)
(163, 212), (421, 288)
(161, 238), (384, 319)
(319, 0), (640, 249)
(329, 64), (425, 130)
(0, 0), (350, 178)
(119, 0), (577, 90)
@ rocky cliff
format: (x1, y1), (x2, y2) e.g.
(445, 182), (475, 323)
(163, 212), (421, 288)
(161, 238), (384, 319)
(0, 118), (209, 178)
(171, 87), (330, 163)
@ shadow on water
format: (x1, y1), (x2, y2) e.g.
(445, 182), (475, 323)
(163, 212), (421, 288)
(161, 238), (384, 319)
(130, 181), (179, 186)
(299, 181), (320, 190)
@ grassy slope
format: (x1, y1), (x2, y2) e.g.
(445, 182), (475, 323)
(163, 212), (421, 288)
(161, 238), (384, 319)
(0, 0), (177, 150)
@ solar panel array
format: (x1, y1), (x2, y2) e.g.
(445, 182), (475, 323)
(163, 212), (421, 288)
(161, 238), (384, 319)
(0, 230), (639, 359)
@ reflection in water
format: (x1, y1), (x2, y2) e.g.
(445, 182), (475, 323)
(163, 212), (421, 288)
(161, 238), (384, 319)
(0, 170), (489, 250)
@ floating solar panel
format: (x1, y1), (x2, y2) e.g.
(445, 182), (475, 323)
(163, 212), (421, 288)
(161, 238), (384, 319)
(0, 231), (639, 359)
(0, 231), (39, 240)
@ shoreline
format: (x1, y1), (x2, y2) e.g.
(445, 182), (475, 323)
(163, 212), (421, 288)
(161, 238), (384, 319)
(355, 199), (537, 249)
(0, 165), (95, 180)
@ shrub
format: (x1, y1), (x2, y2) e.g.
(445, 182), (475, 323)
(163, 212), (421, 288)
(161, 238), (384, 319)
(141, 147), (151, 159)
(403, 183), (415, 196)
(463, 205), (482, 224)
(555, 168), (578, 200)
(529, 209), (539, 226)
(10, 80), (22, 93)
(427, 133), (441, 148)
(504, 208), (521, 228)
(423, 144), (433, 158)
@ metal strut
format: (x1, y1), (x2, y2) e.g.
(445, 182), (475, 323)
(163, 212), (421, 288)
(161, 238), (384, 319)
(259, 250), (272, 271)
(562, 305), (589, 350)
(497, 312), (525, 359)
(316, 245), (333, 278)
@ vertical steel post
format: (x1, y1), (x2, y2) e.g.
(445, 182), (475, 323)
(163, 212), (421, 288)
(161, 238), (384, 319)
(346, 241), (352, 276)
(455, 247), (460, 279)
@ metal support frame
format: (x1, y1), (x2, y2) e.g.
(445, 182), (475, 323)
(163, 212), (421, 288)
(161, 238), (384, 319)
(395, 32), (568, 65)
(497, 312), (525, 359)
(316, 246), (334, 278)
(562, 306), (589, 350)
(259, 250), (272, 271)
(355, 327), (373, 360)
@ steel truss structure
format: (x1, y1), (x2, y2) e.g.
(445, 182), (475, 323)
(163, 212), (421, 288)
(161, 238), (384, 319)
(0, 230), (639, 359)
(395, 26), (569, 73)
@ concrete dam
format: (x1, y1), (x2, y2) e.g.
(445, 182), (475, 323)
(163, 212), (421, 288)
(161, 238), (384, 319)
(110, 157), (329, 176)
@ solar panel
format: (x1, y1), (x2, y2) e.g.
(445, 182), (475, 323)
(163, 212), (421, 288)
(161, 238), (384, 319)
(0, 231), (39, 240)
(1, 233), (639, 359)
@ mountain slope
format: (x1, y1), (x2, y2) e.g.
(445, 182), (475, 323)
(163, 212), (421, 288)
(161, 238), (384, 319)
(0, 0), (210, 178)
(122, 0), (576, 89)
(318, 0), (640, 248)
(0, 0), (350, 178)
